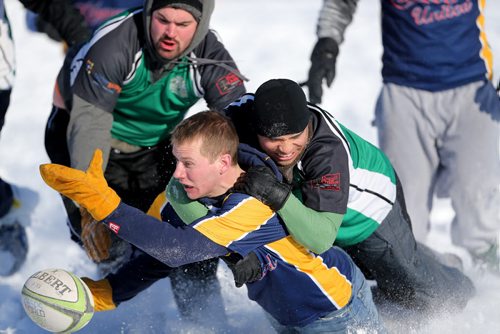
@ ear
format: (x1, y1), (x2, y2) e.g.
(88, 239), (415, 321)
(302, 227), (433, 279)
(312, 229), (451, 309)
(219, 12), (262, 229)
(218, 153), (233, 175)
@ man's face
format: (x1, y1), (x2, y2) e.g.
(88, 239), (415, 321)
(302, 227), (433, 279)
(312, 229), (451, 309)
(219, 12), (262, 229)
(150, 7), (198, 60)
(172, 138), (222, 199)
(257, 127), (309, 168)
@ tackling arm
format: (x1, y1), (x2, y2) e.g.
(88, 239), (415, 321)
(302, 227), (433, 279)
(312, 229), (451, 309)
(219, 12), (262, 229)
(279, 194), (342, 254)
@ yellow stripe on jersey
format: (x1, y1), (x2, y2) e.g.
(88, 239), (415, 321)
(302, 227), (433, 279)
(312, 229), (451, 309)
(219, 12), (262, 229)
(477, 0), (493, 80)
(265, 236), (352, 309)
(193, 196), (275, 247)
(146, 191), (167, 220)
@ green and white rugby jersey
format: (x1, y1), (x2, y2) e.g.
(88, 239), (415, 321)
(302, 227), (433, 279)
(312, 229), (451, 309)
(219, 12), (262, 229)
(294, 105), (396, 247)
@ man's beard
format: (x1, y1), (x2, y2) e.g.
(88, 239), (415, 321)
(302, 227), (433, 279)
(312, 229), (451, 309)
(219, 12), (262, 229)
(277, 123), (312, 183)
(277, 154), (302, 183)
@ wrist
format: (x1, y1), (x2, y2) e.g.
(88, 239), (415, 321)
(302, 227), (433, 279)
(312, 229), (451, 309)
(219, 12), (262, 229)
(313, 37), (339, 61)
(272, 183), (292, 211)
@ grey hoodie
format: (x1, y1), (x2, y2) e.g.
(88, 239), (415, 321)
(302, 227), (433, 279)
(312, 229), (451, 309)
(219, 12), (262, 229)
(52, 0), (246, 172)
(143, 0), (215, 65)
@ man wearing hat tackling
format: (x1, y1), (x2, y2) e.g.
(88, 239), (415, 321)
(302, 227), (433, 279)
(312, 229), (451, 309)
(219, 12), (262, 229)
(43, 0), (246, 325)
(221, 79), (475, 321)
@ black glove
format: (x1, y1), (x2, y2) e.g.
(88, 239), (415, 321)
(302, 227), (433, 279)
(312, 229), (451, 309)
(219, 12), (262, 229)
(232, 166), (291, 211)
(223, 252), (262, 288)
(307, 37), (339, 104)
(35, 17), (62, 42)
(23, 0), (91, 47)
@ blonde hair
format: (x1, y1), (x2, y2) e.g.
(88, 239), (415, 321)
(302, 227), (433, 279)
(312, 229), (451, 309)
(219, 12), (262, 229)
(171, 110), (238, 164)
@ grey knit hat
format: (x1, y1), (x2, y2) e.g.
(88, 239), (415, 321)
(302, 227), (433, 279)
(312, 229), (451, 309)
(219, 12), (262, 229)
(151, 0), (203, 21)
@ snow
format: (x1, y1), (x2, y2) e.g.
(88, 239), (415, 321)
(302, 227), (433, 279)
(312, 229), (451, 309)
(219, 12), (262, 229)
(0, 0), (499, 333)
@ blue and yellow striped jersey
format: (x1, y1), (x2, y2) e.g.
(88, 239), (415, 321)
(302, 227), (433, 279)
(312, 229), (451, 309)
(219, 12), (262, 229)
(104, 143), (356, 327)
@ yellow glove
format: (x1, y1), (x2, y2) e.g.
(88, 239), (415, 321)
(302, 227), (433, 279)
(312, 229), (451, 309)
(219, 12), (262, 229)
(39, 149), (120, 221)
(80, 207), (112, 262)
(81, 277), (116, 312)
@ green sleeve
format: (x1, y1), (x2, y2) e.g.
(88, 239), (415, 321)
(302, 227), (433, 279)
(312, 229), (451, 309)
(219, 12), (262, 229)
(278, 194), (343, 254)
(166, 178), (208, 225)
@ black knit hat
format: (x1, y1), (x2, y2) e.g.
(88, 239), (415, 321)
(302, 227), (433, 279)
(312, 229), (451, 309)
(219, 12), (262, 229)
(151, 0), (203, 21)
(252, 79), (311, 138)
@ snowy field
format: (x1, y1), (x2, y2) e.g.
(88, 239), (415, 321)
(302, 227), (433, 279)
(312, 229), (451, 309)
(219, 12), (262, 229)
(0, 0), (499, 333)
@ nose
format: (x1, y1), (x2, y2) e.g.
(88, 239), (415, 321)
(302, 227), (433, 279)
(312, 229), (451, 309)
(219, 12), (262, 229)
(164, 23), (176, 38)
(173, 162), (185, 179)
(276, 141), (292, 154)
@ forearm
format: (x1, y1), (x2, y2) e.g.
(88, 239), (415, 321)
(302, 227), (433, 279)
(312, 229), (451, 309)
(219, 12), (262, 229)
(68, 95), (113, 171)
(278, 193), (343, 254)
(103, 203), (227, 267)
(317, 0), (358, 44)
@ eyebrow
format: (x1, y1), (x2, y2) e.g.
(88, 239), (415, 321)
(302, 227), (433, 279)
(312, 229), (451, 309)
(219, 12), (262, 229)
(290, 132), (304, 138)
(154, 11), (195, 24)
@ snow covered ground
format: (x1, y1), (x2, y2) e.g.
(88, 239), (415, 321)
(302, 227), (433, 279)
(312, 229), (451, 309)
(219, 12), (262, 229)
(0, 0), (499, 333)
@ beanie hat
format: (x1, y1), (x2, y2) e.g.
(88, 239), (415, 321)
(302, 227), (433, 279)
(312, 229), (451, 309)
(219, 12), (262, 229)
(252, 79), (311, 138)
(151, 0), (203, 22)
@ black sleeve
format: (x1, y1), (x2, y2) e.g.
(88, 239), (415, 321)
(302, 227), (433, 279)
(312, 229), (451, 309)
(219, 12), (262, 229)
(195, 30), (247, 111)
(20, 0), (91, 47)
(299, 116), (350, 214)
(106, 252), (174, 305)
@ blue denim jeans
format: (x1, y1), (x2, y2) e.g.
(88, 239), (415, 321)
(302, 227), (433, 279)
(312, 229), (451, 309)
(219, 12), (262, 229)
(266, 250), (386, 333)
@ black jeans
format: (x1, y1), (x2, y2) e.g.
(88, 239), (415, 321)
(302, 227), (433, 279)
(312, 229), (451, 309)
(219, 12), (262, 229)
(0, 178), (13, 218)
(344, 176), (475, 313)
(0, 90), (13, 218)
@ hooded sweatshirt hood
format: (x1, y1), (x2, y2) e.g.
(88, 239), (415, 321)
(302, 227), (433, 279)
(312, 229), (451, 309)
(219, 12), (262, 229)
(143, 0), (214, 66)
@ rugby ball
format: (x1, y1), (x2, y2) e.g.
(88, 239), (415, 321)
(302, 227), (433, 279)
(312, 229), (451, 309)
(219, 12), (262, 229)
(21, 268), (94, 333)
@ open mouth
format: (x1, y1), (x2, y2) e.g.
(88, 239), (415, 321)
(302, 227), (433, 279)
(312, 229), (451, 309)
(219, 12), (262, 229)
(276, 152), (295, 161)
(161, 39), (176, 51)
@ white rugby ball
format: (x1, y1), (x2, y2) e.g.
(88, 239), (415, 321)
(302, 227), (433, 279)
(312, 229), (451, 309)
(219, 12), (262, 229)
(21, 268), (94, 333)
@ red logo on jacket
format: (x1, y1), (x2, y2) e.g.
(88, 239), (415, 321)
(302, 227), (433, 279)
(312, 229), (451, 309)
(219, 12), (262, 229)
(216, 73), (243, 95)
(310, 173), (341, 191)
(108, 222), (120, 234)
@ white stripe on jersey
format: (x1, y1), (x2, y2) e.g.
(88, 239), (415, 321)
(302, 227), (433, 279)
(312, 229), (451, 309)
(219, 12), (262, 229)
(349, 168), (396, 205)
(311, 104), (396, 223)
(69, 9), (141, 86)
(124, 50), (143, 84)
(188, 52), (204, 98)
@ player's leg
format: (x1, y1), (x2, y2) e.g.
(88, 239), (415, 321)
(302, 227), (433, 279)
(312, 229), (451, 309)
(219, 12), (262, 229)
(374, 83), (438, 242)
(440, 80), (500, 271)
